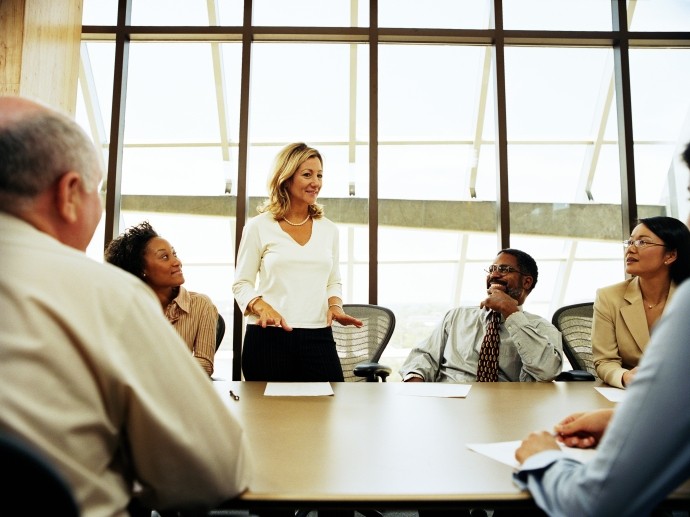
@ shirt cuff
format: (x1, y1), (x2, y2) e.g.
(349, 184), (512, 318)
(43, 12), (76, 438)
(403, 372), (424, 382)
(513, 449), (566, 488)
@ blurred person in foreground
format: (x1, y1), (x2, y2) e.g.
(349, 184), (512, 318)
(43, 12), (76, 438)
(105, 221), (219, 377)
(399, 248), (563, 383)
(0, 95), (251, 516)
(515, 142), (690, 516)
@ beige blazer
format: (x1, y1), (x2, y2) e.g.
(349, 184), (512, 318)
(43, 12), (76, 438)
(592, 276), (676, 388)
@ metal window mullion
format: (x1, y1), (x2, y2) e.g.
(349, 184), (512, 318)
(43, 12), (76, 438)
(103, 0), (131, 247)
(612, 0), (637, 240)
(369, 0), (379, 304)
(492, 0), (510, 250)
(232, 0), (254, 380)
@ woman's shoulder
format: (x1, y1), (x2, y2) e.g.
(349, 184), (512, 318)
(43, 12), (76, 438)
(250, 211), (276, 224)
(314, 215), (337, 230)
(597, 277), (635, 296)
(595, 278), (639, 309)
(244, 211), (278, 231)
(186, 289), (217, 309)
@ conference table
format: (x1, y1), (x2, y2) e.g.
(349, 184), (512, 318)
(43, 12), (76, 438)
(213, 380), (690, 512)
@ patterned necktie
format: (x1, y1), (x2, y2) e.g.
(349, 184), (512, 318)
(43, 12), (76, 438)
(477, 310), (501, 382)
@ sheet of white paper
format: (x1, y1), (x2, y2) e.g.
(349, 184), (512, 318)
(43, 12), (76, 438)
(466, 440), (597, 470)
(264, 382), (334, 397)
(595, 386), (626, 402)
(397, 383), (472, 398)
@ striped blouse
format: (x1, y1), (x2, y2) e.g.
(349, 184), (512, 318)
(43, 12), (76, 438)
(164, 286), (218, 376)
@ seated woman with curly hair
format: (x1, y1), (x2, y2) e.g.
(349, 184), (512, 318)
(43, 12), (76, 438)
(105, 221), (218, 377)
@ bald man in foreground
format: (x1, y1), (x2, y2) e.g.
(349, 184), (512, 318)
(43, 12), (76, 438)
(0, 96), (252, 516)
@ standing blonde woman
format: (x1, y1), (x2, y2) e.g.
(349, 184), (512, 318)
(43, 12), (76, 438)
(233, 142), (362, 381)
(592, 215), (690, 388)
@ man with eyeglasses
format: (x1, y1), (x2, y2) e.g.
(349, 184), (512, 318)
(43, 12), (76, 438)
(400, 248), (563, 383)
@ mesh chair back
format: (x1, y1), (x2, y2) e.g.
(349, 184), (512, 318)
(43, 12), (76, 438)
(333, 304), (395, 382)
(552, 302), (598, 378)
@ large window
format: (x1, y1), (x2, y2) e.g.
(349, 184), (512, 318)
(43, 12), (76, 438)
(79, 0), (690, 380)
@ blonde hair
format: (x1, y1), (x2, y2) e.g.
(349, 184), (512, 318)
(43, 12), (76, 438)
(258, 142), (325, 220)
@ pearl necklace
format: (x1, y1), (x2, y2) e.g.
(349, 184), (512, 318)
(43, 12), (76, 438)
(282, 214), (311, 226)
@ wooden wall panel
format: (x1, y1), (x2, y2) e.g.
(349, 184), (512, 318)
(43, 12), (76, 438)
(0, 0), (25, 96)
(0, 0), (82, 114)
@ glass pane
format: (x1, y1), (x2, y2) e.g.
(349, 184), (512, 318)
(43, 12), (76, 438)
(253, 0), (368, 27)
(77, 42), (115, 258)
(246, 41), (369, 240)
(340, 227), (369, 302)
(122, 42), (242, 196)
(82, 0), (118, 25)
(630, 49), (690, 217)
(503, 0), (612, 30)
(131, 0), (243, 26)
(249, 43), (368, 144)
(628, 0), (690, 32)
(504, 45), (624, 319)
(85, 212), (107, 262)
(379, 44), (496, 201)
(505, 46), (620, 204)
(379, 0), (490, 29)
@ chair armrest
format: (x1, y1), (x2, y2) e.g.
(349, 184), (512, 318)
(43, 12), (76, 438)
(554, 369), (596, 382)
(353, 361), (392, 382)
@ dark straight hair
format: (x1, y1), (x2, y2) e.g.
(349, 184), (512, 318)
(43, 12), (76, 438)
(638, 216), (690, 285)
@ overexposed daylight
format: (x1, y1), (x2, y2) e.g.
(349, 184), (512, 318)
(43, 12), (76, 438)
(78, 0), (690, 379)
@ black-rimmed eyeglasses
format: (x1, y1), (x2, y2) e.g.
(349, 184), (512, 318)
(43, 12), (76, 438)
(484, 264), (525, 275)
(622, 239), (665, 249)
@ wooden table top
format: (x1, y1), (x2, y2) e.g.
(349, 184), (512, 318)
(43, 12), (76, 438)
(214, 380), (623, 509)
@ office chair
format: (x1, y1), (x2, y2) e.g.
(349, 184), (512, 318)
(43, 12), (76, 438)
(0, 431), (79, 516)
(552, 302), (598, 381)
(333, 304), (396, 382)
(216, 314), (225, 351)
(210, 314), (227, 382)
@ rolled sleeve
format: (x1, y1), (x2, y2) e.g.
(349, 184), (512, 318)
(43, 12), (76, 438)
(506, 311), (563, 381)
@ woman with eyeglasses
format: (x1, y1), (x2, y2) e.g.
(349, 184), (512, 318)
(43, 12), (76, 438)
(592, 216), (690, 388)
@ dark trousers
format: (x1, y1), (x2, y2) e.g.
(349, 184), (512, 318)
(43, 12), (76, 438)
(242, 325), (344, 382)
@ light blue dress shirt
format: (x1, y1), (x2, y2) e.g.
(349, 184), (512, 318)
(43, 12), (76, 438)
(399, 306), (563, 382)
(514, 280), (690, 516)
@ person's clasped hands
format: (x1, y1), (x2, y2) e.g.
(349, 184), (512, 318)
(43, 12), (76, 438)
(515, 408), (614, 464)
(622, 366), (639, 387)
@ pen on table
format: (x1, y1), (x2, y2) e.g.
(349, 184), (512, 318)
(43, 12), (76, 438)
(229, 389), (240, 401)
